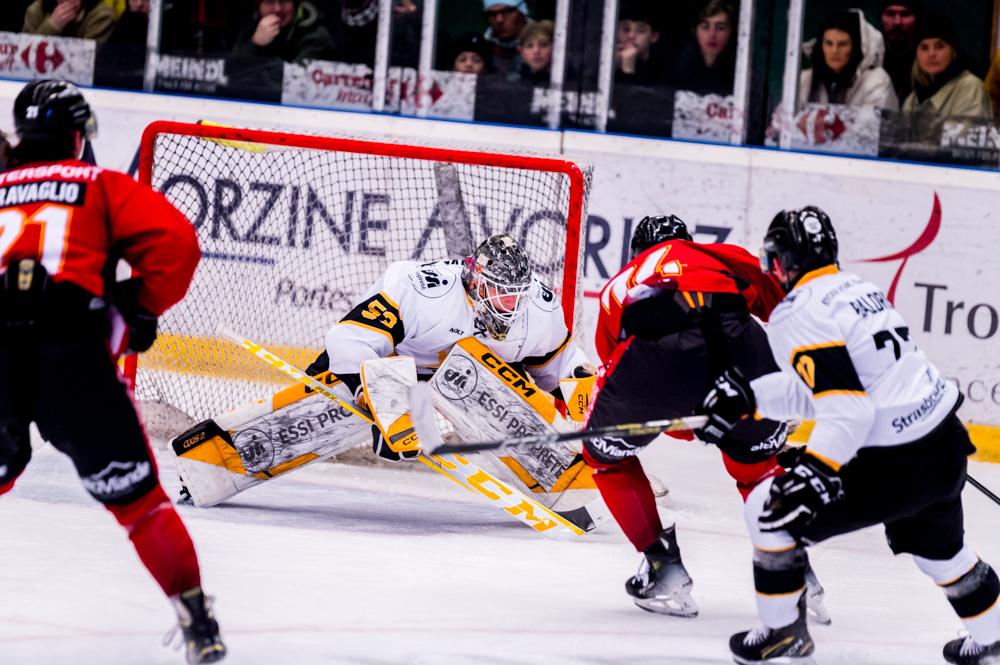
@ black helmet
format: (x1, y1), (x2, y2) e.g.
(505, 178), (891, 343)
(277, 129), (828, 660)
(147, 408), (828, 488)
(14, 79), (96, 141)
(761, 206), (838, 289)
(629, 215), (693, 260)
(462, 234), (532, 340)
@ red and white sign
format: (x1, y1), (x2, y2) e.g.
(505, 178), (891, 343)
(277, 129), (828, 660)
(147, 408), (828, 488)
(282, 61), (474, 121)
(0, 31), (95, 86)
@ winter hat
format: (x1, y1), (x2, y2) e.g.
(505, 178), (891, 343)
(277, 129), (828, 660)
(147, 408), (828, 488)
(912, 12), (959, 49)
(483, 1), (528, 12)
(450, 32), (494, 65)
(879, 0), (923, 15)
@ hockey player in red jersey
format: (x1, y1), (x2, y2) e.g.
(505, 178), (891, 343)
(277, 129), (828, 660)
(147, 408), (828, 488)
(583, 216), (795, 618)
(0, 80), (225, 664)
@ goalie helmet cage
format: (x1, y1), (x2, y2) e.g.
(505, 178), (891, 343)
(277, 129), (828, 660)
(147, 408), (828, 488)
(127, 121), (592, 437)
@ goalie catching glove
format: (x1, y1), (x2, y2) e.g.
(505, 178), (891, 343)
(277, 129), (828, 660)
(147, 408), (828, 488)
(759, 452), (844, 534)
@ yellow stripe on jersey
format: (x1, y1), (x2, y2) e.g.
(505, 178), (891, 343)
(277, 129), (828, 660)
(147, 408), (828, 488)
(523, 331), (571, 368)
(339, 291), (404, 346)
(789, 341), (866, 397)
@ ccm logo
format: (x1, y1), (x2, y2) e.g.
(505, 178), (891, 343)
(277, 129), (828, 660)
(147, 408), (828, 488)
(481, 352), (537, 398)
(181, 431), (208, 449)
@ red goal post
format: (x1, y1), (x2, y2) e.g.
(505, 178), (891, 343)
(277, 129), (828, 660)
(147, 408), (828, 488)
(127, 121), (592, 432)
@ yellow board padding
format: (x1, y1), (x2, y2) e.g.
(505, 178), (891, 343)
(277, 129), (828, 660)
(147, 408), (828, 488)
(786, 420), (1000, 464)
(139, 332), (319, 384)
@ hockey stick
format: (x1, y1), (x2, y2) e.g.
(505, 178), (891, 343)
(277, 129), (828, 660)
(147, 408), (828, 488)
(968, 475), (1000, 507)
(409, 382), (707, 456)
(218, 326), (587, 537)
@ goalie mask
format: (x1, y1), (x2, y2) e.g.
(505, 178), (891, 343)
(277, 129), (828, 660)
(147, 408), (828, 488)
(463, 234), (532, 340)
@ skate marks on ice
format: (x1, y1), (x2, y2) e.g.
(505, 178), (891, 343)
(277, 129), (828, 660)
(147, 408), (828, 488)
(4, 443), (1000, 664)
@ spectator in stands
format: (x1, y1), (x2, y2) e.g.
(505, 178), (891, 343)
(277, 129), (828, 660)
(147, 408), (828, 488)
(880, 1), (921, 101)
(516, 19), (553, 83)
(108, 0), (147, 45)
(102, 0), (124, 16)
(615, 1), (666, 85)
(902, 14), (991, 139)
(799, 9), (898, 111)
(233, 0), (336, 63)
(483, 1), (529, 75)
(450, 32), (493, 74)
(668, 0), (737, 95)
(982, 52), (1000, 123)
(22, 0), (117, 42)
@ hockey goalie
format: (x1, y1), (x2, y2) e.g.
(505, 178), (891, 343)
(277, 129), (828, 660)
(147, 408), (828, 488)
(171, 234), (602, 529)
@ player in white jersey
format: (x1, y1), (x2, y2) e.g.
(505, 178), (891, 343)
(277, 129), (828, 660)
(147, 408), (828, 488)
(698, 207), (1000, 665)
(306, 233), (592, 461)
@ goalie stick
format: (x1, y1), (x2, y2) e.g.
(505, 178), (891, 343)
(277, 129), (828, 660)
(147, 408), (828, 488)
(409, 382), (708, 456)
(218, 326), (588, 537)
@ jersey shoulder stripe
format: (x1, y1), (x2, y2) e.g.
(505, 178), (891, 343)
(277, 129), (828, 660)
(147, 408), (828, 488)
(789, 341), (866, 398)
(339, 290), (405, 346)
(522, 331), (571, 368)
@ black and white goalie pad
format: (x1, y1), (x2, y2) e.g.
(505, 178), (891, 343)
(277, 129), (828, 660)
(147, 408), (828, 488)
(429, 337), (600, 514)
(170, 371), (371, 507)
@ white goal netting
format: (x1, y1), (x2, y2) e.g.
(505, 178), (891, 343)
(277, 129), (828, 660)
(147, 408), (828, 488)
(132, 123), (592, 438)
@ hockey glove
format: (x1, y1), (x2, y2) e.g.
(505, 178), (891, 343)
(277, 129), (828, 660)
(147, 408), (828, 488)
(113, 278), (158, 354)
(697, 368), (755, 445)
(759, 452), (844, 534)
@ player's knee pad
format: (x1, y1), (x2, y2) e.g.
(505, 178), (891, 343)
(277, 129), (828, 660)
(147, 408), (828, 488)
(106, 483), (171, 531)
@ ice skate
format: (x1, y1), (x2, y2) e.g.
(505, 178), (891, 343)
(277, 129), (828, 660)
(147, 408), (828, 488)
(625, 525), (698, 618)
(169, 587), (226, 664)
(730, 594), (814, 664)
(804, 566), (831, 625)
(943, 634), (1000, 665)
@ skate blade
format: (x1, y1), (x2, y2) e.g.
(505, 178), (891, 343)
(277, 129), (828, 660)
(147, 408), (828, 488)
(632, 592), (699, 618)
(733, 656), (816, 665)
(805, 590), (832, 626)
(806, 602), (832, 626)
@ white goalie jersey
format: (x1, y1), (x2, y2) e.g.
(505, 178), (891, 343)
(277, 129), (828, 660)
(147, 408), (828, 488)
(325, 259), (588, 391)
(751, 266), (960, 469)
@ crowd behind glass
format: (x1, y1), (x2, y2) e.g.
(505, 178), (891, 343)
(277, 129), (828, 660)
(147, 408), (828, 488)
(1, 0), (998, 167)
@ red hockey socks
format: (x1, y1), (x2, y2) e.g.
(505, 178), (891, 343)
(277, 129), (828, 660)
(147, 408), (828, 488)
(583, 450), (662, 551)
(106, 484), (201, 597)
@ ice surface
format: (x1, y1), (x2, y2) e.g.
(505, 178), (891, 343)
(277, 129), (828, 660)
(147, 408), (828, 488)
(2, 439), (998, 664)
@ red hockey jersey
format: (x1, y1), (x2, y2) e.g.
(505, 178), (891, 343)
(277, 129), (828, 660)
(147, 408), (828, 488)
(0, 160), (199, 316)
(595, 240), (785, 363)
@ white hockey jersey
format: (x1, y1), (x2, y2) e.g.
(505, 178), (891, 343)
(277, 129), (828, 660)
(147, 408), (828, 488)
(324, 259), (588, 391)
(751, 265), (960, 469)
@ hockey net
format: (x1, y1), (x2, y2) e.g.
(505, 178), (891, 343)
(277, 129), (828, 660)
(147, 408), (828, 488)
(131, 121), (592, 440)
